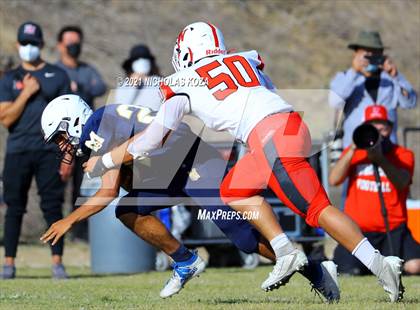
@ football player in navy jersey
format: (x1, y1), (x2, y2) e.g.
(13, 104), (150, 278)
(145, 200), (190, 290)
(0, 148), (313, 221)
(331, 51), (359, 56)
(40, 94), (339, 301)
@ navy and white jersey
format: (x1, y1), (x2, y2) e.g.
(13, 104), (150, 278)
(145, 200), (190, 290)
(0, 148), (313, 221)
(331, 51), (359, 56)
(80, 104), (221, 187)
(80, 104), (193, 156)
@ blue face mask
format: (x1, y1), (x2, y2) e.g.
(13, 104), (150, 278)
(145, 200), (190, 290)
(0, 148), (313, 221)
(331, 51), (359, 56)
(19, 44), (40, 62)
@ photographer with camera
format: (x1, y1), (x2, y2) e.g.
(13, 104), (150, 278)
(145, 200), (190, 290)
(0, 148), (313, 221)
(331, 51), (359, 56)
(329, 105), (420, 275)
(329, 31), (417, 150)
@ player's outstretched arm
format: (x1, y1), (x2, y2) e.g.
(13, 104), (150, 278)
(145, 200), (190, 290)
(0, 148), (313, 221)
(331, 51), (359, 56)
(40, 169), (121, 246)
(84, 95), (189, 178)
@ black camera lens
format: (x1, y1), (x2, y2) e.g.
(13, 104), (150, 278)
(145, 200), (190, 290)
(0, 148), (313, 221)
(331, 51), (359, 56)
(353, 124), (379, 149)
(364, 55), (385, 66)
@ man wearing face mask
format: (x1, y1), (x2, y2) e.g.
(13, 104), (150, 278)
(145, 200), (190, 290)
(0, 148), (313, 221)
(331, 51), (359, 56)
(0, 21), (71, 279)
(56, 26), (107, 241)
(329, 31), (417, 148)
(56, 25), (107, 108)
(329, 105), (420, 276)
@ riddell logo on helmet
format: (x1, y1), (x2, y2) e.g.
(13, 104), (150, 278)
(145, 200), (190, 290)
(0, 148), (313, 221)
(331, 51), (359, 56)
(206, 48), (226, 55)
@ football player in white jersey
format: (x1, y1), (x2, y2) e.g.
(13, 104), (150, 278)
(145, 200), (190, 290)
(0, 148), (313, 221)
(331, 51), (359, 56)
(85, 22), (404, 302)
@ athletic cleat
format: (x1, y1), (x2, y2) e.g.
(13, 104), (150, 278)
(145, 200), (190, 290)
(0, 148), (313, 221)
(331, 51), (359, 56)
(1, 265), (16, 280)
(261, 248), (308, 292)
(52, 263), (69, 279)
(159, 252), (206, 298)
(310, 261), (340, 303)
(373, 254), (404, 302)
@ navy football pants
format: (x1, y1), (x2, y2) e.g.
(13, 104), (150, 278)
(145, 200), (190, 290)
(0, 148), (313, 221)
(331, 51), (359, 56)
(115, 158), (260, 254)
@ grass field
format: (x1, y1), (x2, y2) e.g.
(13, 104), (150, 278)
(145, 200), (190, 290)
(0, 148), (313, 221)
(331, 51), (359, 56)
(0, 266), (419, 309)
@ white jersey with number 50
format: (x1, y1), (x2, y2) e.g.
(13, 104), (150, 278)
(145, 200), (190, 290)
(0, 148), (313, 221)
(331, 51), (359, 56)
(159, 50), (293, 142)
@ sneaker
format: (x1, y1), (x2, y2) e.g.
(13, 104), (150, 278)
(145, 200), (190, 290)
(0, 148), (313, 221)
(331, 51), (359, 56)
(309, 261), (340, 303)
(372, 253), (404, 302)
(160, 252), (206, 298)
(52, 263), (69, 279)
(261, 248), (308, 291)
(2, 265), (16, 279)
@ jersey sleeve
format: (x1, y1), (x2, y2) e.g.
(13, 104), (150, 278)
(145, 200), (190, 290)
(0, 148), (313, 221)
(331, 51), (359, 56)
(159, 80), (176, 101)
(238, 50), (273, 89)
(154, 95), (190, 130)
(159, 72), (183, 101)
(239, 50), (264, 70)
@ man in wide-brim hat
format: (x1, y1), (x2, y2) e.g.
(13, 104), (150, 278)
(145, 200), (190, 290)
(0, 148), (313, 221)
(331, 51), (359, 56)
(329, 30), (417, 148)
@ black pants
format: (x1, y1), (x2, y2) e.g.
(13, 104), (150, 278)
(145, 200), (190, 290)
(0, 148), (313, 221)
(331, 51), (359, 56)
(3, 151), (65, 257)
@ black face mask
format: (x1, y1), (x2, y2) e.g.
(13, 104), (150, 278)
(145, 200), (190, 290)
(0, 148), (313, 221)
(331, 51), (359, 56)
(67, 43), (82, 58)
(380, 136), (394, 154)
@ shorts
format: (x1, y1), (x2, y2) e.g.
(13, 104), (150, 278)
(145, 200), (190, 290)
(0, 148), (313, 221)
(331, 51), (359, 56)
(220, 112), (331, 227)
(333, 223), (420, 275)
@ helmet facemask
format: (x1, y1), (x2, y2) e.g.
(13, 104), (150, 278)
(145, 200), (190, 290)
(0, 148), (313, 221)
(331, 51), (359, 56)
(41, 94), (93, 164)
(46, 120), (81, 165)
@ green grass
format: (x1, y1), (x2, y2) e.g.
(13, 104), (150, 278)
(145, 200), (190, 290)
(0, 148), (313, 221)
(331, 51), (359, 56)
(0, 266), (419, 309)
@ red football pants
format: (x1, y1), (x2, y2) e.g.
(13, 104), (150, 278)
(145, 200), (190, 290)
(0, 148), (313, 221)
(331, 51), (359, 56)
(220, 112), (331, 227)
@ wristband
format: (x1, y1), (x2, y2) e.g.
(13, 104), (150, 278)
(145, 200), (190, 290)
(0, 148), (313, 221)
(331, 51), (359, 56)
(102, 152), (115, 169)
(87, 157), (107, 179)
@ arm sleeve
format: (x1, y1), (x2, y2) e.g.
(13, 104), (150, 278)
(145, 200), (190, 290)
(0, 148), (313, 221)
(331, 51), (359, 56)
(328, 69), (359, 109)
(87, 66), (107, 97)
(0, 75), (13, 102)
(127, 95), (189, 158)
(392, 72), (417, 109)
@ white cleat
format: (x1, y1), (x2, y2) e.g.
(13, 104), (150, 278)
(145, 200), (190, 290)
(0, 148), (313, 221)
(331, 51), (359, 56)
(261, 248), (308, 292)
(159, 253), (206, 299)
(373, 254), (404, 302)
(311, 261), (340, 303)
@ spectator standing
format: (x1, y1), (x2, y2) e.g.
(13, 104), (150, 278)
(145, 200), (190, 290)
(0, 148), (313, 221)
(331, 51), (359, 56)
(56, 25), (107, 240)
(329, 31), (417, 148)
(114, 44), (161, 110)
(56, 25), (107, 108)
(329, 105), (420, 275)
(0, 22), (71, 279)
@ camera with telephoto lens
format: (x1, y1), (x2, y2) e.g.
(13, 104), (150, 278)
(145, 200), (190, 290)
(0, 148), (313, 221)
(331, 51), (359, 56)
(364, 54), (386, 66)
(352, 123), (380, 149)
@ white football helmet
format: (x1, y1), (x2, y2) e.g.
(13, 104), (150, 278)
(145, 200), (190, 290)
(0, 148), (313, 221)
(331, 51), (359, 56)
(41, 94), (92, 161)
(172, 22), (227, 72)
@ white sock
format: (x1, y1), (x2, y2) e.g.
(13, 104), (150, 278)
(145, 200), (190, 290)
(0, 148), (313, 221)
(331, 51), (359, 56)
(270, 233), (294, 258)
(352, 238), (378, 270)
